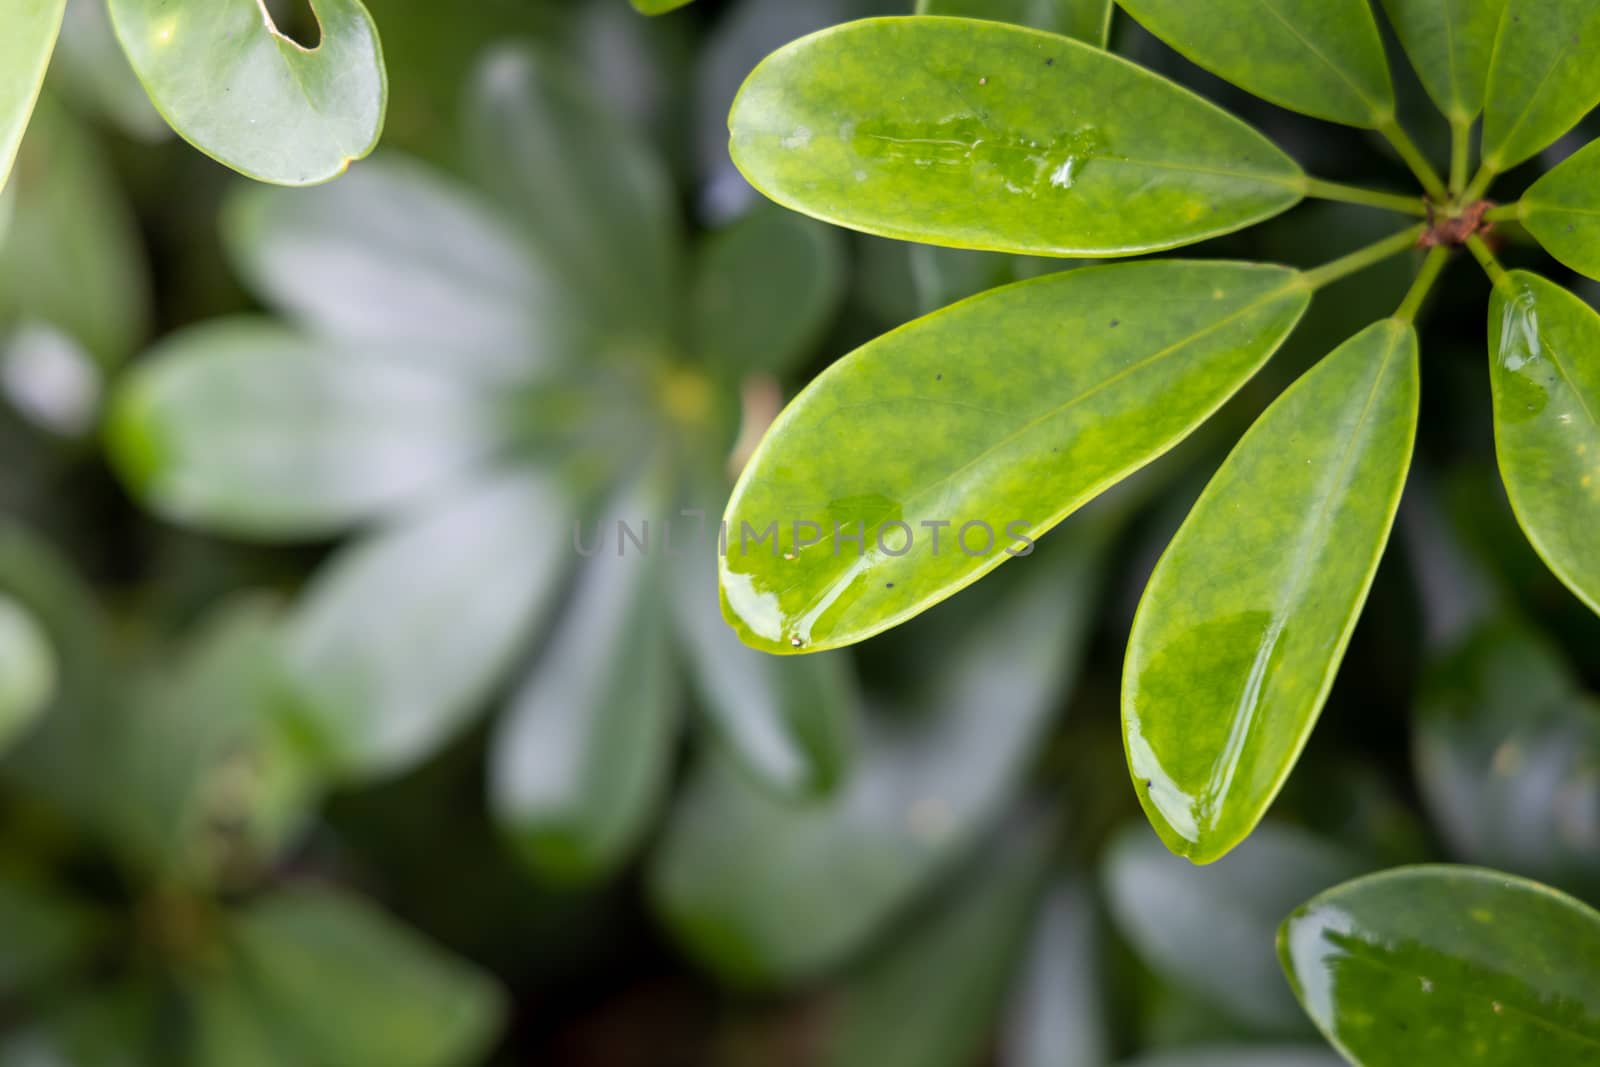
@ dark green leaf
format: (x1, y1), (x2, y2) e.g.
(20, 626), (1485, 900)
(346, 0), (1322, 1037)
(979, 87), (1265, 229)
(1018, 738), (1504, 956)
(1519, 136), (1600, 282)
(1280, 865), (1600, 1065)
(1124, 320), (1418, 863)
(721, 261), (1309, 654)
(0, 0), (63, 193)
(729, 17), (1305, 257)
(107, 0), (387, 185)
(916, 0), (1114, 46)
(1481, 0), (1600, 172)
(0, 871), (103, 994)
(1488, 271), (1600, 616)
(1377, 0), (1508, 122)
(1116, 0), (1395, 127)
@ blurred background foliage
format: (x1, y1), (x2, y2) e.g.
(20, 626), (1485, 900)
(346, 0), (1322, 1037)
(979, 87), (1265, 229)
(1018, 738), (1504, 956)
(1, 0), (1597, 1064)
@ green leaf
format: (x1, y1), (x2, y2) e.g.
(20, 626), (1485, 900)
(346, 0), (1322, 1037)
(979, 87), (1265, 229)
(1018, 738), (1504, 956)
(728, 17), (1305, 257)
(1001, 874), (1112, 1067)
(1124, 320), (1418, 863)
(1415, 617), (1600, 897)
(1488, 270), (1600, 616)
(0, 0), (63, 193)
(1116, 0), (1395, 127)
(466, 45), (680, 337)
(915, 0), (1114, 46)
(490, 477), (680, 886)
(1104, 822), (1365, 1033)
(223, 156), (571, 382)
(690, 204), (847, 380)
(1377, 0), (1507, 122)
(721, 261), (1310, 654)
(52, 0), (167, 141)
(107, 0), (387, 185)
(284, 473), (571, 780)
(0, 595), (54, 754)
(1481, 0), (1600, 172)
(1122, 1050), (1344, 1067)
(107, 320), (513, 539)
(1279, 865), (1600, 1065)
(823, 821), (1054, 1067)
(225, 885), (506, 1067)
(1519, 137), (1600, 283)
(631, 0), (695, 12)
(655, 522), (1107, 984)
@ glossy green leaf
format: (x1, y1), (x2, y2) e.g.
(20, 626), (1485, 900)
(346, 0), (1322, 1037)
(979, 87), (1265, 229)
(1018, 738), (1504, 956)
(721, 261), (1310, 654)
(107, 320), (512, 539)
(52, 0), (167, 141)
(1415, 617), (1600, 897)
(1378, 0), (1507, 122)
(1105, 822), (1365, 1033)
(1481, 0), (1600, 172)
(915, 0), (1113, 46)
(107, 0), (387, 185)
(225, 885), (505, 1066)
(284, 473), (571, 780)
(1124, 320), (1418, 863)
(729, 17), (1305, 257)
(224, 156), (570, 382)
(656, 521), (1108, 984)
(1519, 137), (1600, 283)
(1122, 1049), (1343, 1067)
(824, 821), (1054, 1067)
(1489, 271), (1600, 616)
(466, 45), (680, 336)
(0, 0), (63, 193)
(690, 204), (846, 380)
(490, 477), (680, 886)
(1001, 874), (1112, 1067)
(0, 595), (54, 753)
(1280, 865), (1600, 1065)
(1116, 0), (1395, 127)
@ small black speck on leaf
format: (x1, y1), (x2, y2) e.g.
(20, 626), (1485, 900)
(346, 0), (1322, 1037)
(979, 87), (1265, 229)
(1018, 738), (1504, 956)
(1045, 57), (1055, 66)
(1110, 319), (1121, 328)
(936, 373), (943, 381)
(885, 582), (895, 588)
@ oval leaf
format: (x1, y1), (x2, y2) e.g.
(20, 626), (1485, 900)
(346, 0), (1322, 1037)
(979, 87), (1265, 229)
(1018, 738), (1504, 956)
(1280, 865), (1600, 1065)
(107, 0), (386, 185)
(0, 595), (54, 754)
(729, 17), (1305, 257)
(1002, 874), (1112, 1067)
(1379, 0), (1507, 122)
(0, 0), (64, 192)
(1489, 270), (1600, 615)
(1117, 0), (1395, 127)
(1124, 320), (1418, 863)
(1519, 136), (1600, 282)
(1481, 0), (1600, 172)
(721, 261), (1310, 654)
(916, 0), (1113, 46)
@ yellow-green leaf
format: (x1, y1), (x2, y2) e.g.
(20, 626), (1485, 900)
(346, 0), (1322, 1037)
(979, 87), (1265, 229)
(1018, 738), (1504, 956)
(1519, 136), (1600, 282)
(916, 0), (1113, 46)
(1481, 0), (1600, 172)
(0, 0), (64, 193)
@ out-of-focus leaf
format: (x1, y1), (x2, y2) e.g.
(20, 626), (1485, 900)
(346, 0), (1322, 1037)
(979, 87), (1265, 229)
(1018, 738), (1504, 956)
(1104, 821), (1365, 1033)
(0, 871), (103, 994)
(466, 45), (680, 338)
(721, 262), (1310, 654)
(108, 0), (387, 185)
(1124, 321), (1418, 864)
(1519, 137), (1600, 283)
(51, 0), (167, 140)
(0, 325), (102, 437)
(107, 320), (513, 540)
(653, 517), (1111, 984)
(0, 595), (54, 753)
(0, 0), (63, 193)
(824, 819), (1055, 1067)
(690, 204), (846, 380)
(1481, 0), (1600, 172)
(224, 884), (506, 1067)
(1377, 0), (1507, 122)
(1002, 875), (1111, 1067)
(1121, 1049), (1344, 1067)
(284, 473), (571, 781)
(1488, 271), (1600, 616)
(491, 475), (680, 886)
(917, 0), (1113, 45)
(730, 18), (1305, 256)
(1280, 865), (1600, 1065)
(1415, 617), (1600, 896)
(0, 984), (156, 1067)
(0, 97), (148, 369)
(224, 157), (573, 382)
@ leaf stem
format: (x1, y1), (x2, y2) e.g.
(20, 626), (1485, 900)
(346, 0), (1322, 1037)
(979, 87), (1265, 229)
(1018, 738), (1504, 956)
(1448, 115), (1472, 195)
(1484, 201), (1524, 223)
(1394, 247), (1452, 324)
(1302, 224), (1426, 290)
(1462, 160), (1497, 203)
(1377, 116), (1450, 203)
(1304, 178), (1429, 216)
(1465, 234), (1513, 294)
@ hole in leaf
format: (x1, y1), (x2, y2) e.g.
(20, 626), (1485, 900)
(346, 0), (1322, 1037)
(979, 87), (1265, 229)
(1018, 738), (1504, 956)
(260, 0), (323, 49)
